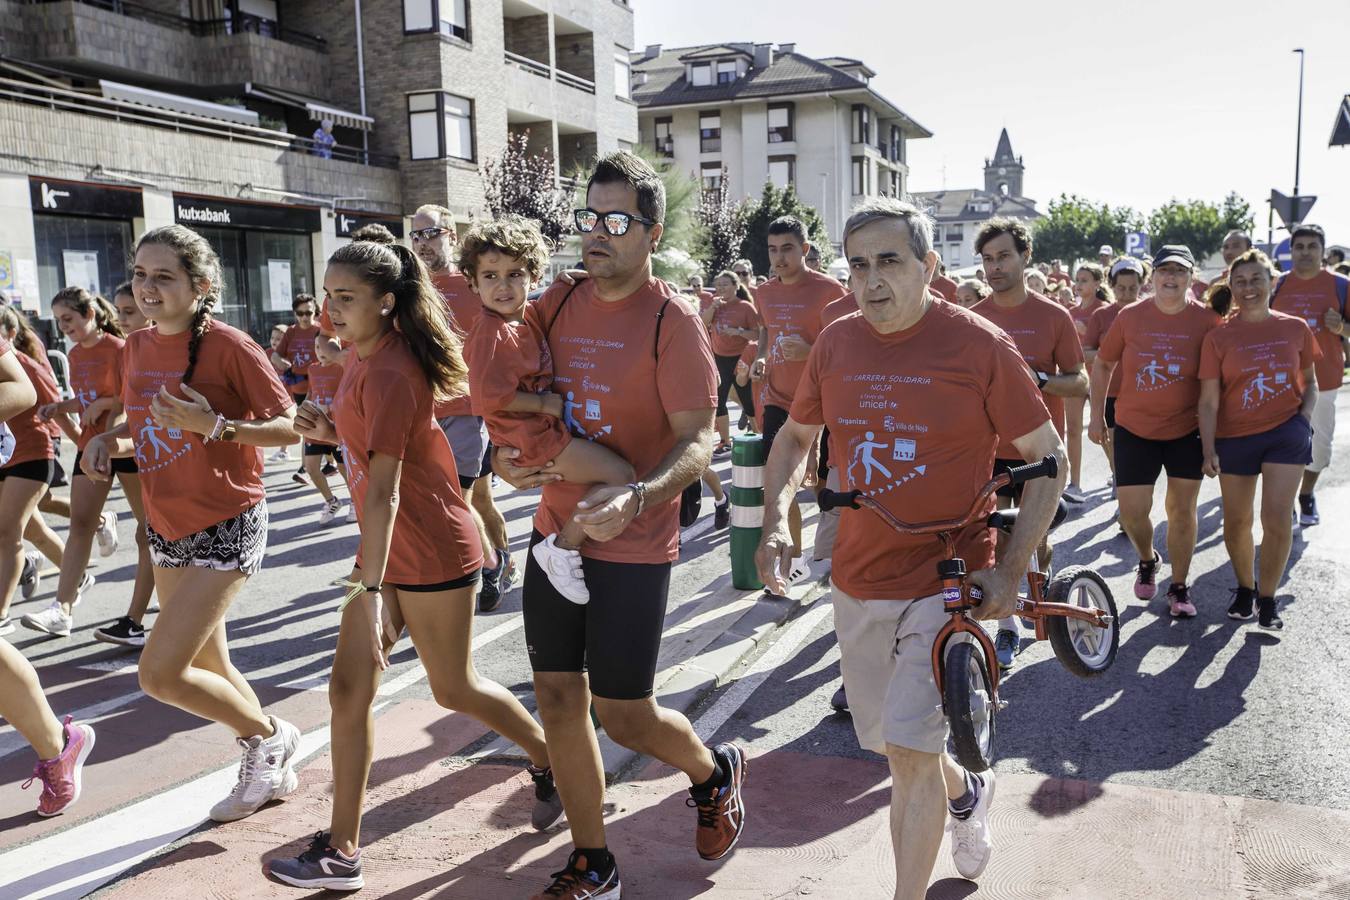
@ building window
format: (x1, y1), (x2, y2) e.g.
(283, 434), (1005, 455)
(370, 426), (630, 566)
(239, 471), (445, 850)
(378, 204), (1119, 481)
(407, 91), (474, 161)
(768, 155), (795, 189)
(946, 224), (963, 243)
(701, 162), (723, 191)
(717, 60), (737, 84)
(403, 0), (469, 41)
(948, 244), (962, 265)
(654, 116), (673, 158)
(851, 104), (870, 144)
(890, 125), (902, 163)
(767, 102), (794, 143)
(691, 63), (712, 86)
(614, 51), (631, 100)
(851, 156), (869, 195)
(888, 170), (901, 196)
(699, 111), (721, 153)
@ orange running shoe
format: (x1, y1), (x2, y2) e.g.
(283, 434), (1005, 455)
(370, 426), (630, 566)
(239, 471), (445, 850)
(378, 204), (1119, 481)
(530, 850), (620, 899)
(688, 742), (748, 860)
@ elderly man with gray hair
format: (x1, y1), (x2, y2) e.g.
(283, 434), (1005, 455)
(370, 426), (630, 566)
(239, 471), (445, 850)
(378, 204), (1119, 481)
(755, 197), (1066, 897)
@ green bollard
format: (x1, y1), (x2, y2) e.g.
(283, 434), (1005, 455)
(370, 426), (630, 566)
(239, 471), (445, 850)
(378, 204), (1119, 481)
(730, 434), (765, 590)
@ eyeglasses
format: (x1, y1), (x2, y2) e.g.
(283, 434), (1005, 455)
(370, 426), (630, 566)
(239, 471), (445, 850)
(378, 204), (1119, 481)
(574, 208), (657, 236)
(410, 226), (450, 242)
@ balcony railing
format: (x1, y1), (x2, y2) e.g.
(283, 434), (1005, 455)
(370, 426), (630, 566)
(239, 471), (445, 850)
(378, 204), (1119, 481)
(21, 0), (327, 52)
(555, 70), (595, 94)
(503, 51), (596, 95)
(0, 75), (395, 166)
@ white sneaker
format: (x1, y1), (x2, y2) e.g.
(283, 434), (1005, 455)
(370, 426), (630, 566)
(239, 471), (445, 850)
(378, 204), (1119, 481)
(20, 550), (43, 599)
(268, 447), (290, 463)
(785, 556), (812, 588)
(96, 511), (119, 557)
(73, 573), (93, 608)
(947, 768), (995, 880)
(318, 497), (343, 525)
(209, 715), (301, 823)
(530, 534), (589, 605)
(0, 616), (15, 636)
(21, 602), (73, 637)
(346, 503), (357, 523)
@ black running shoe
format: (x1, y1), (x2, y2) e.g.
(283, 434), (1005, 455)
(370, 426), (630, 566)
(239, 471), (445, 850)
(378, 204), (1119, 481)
(530, 851), (620, 899)
(830, 686), (849, 713)
(478, 553), (504, 613)
(1257, 596), (1284, 631)
(1298, 494), (1319, 527)
(267, 832), (363, 891)
(529, 765), (565, 831)
(714, 498), (730, 530)
(94, 616), (146, 648)
(321, 461), (338, 477)
(1227, 587), (1255, 621)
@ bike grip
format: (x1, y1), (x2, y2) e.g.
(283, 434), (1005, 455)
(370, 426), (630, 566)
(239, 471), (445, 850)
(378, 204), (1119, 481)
(817, 489), (862, 511)
(1005, 455), (1059, 486)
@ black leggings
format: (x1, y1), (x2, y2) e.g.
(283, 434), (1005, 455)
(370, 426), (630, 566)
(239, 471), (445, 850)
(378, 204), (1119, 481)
(715, 353), (755, 419)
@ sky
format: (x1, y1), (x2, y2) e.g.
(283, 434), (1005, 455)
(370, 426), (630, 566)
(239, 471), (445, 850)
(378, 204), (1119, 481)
(634, 0), (1350, 249)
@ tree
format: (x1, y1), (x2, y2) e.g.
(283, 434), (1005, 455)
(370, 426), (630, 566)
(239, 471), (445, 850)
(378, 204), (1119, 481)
(481, 130), (573, 246)
(696, 168), (747, 277)
(1032, 194), (1143, 264)
(1147, 195), (1255, 262)
(738, 181), (835, 275)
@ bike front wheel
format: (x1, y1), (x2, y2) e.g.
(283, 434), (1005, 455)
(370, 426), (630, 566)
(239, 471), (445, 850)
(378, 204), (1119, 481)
(944, 639), (996, 772)
(1044, 566), (1119, 678)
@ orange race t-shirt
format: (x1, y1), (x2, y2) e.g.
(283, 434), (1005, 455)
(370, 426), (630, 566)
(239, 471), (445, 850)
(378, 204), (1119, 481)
(4, 352), (60, 467)
(333, 331), (481, 585)
(930, 273), (959, 303)
(121, 322), (293, 540)
(524, 277), (718, 564)
(464, 308), (572, 469)
(820, 294), (858, 330)
(1084, 302), (1127, 398)
(275, 323), (319, 395)
(68, 334), (126, 450)
(1198, 311), (1320, 438)
(1069, 298), (1104, 344)
(433, 269), (481, 419)
(791, 303), (1051, 601)
(700, 295), (761, 358)
(755, 269), (848, 410)
(972, 291), (1083, 455)
(305, 363), (344, 410)
(1097, 300), (1221, 440)
(1271, 271), (1349, 390)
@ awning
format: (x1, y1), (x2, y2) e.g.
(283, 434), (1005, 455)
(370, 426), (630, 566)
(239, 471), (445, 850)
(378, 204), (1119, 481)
(245, 84), (373, 131)
(99, 79), (259, 126)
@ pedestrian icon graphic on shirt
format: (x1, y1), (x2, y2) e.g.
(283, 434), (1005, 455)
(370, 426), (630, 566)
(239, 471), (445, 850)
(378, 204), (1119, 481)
(137, 423), (173, 461)
(562, 391), (584, 436)
(848, 431), (893, 486)
(1242, 371), (1276, 408)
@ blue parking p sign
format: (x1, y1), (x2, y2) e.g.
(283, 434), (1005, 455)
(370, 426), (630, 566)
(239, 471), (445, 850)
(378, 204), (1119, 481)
(1125, 232), (1149, 259)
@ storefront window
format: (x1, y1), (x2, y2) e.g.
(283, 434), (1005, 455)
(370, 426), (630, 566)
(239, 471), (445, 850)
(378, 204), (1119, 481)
(195, 228), (312, 340)
(33, 215), (132, 312)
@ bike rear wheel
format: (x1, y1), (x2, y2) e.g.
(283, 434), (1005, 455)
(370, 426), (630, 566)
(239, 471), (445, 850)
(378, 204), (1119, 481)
(944, 639), (996, 772)
(1045, 566), (1119, 677)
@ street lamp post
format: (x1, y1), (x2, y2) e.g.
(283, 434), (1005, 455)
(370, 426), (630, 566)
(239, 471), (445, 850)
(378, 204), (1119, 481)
(1293, 48), (1305, 215)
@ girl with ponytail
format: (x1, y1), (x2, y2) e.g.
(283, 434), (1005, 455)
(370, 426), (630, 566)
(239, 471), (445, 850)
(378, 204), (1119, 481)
(22, 287), (153, 645)
(272, 239), (558, 891)
(80, 225), (305, 824)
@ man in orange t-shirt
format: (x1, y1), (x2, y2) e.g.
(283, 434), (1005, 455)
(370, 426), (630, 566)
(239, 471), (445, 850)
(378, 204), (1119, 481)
(271, 293), (320, 478)
(494, 152), (745, 898)
(757, 197), (1063, 894)
(1269, 223), (1348, 526)
(410, 203), (514, 611)
(749, 216), (848, 592)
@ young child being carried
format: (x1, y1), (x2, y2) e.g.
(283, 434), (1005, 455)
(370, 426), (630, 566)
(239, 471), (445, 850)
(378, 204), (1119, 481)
(459, 216), (634, 605)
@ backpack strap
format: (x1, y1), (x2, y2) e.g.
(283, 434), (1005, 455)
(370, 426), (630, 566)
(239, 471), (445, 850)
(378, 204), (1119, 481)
(544, 281), (583, 339)
(653, 297), (674, 359)
(1336, 274), (1348, 315)
(1270, 272), (1287, 306)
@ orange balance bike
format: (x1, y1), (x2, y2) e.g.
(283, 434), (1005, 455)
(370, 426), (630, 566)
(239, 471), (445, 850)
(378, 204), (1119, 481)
(818, 455), (1118, 772)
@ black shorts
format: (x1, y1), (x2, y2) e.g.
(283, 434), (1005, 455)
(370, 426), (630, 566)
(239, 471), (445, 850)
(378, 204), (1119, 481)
(714, 353), (740, 417)
(1113, 426), (1203, 486)
(1104, 396), (1117, 429)
(0, 458), (56, 484)
(73, 449), (138, 476)
(762, 404), (790, 457)
(522, 530), (671, 700)
(50, 438), (67, 487)
(1215, 414), (1312, 476)
(992, 457), (1026, 501)
(387, 569), (481, 592)
(303, 442), (344, 460)
(818, 425), (832, 479)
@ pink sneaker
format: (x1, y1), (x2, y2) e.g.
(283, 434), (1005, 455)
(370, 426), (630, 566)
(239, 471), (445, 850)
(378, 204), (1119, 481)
(23, 716), (95, 817)
(1167, 583), (1197, 618)
(1133, 552), (1161, 600)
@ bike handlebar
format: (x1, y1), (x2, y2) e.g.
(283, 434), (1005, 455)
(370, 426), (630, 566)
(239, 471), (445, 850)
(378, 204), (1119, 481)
(1003, 455), (1059, 487)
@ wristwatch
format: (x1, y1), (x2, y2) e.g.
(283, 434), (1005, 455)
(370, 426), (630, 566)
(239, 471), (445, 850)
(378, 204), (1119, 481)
(364, 584), (382, 593)
(220, 420), (238, 442)
(1034, 370), (1050, 390)
(626, 481), (648, 517)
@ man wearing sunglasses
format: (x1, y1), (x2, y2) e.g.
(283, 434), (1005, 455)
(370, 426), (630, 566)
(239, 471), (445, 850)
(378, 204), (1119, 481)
(495, 152), (745, 900)
(411, 203), (517, 613)
(271, 293), (320, 480)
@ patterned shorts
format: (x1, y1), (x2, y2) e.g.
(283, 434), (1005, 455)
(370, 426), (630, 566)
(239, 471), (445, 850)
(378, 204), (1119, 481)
(147, 501), (269, 576)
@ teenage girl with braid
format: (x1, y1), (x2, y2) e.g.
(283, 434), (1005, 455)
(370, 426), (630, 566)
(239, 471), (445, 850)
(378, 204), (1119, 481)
(81, 225), (304, 823)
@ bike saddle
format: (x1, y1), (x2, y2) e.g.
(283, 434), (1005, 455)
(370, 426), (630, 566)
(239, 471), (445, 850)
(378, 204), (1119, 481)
(986, 498), (1069, 535)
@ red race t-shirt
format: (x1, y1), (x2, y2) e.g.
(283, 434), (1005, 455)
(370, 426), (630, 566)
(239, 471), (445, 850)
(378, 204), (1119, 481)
(276, 323), (319, 395)
(1097, 300), (1221, 440)
(122, 322), (293, 539)
(5, 352), (60, 467)
(1069, 298), (1104, 344)
(333, 331), (481, 584)
(972, 291), (1083, 454)
(930, 273), (959, 303)
(305, 363), (344, 410)
(464, 308), (572, 468)
(1199, 311), (1320, 438)
(69, 334), (126, 450)
(700, 295), (761, 358)
(433, 269), (481, 419)
(755, 269), (848, 410)
(524, 277), (717, 564)
(820, 294), (858, 330)
(1271, 271), (1349, 390)
(791, 303), (1051, 600)
(1084, 302), (1128, 398)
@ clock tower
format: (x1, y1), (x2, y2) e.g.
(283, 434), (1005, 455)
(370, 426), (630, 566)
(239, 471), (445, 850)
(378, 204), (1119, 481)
(983, 128), (1024, 198)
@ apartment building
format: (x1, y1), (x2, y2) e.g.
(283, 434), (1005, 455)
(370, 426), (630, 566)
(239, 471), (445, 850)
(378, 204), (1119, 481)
(0, 0), (637, 337)
(631, 42), (930, 248)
